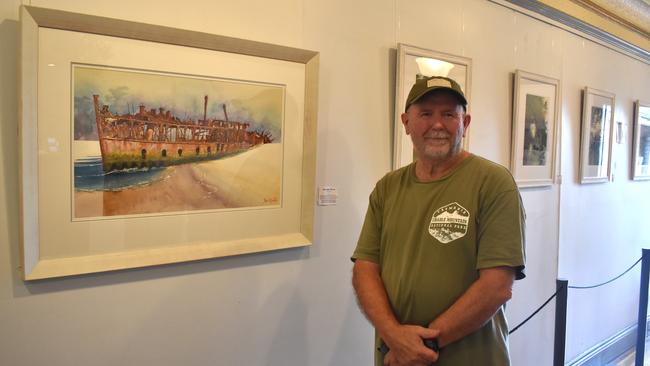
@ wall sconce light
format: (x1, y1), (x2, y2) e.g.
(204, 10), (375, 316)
(414, 57), (454, 80)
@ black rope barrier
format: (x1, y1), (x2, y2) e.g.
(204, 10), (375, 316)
(568, 257), (642, 289)
(508, 256), (642, 335)
(509, 283), (564, 334)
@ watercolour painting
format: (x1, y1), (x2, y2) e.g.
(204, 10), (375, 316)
(579, 87), (614, 184)
(73, 65), (284, 219)
(20, 5), (318, 280)
(632, 100), (650, 180)
(588, 106), (605, 166)
(522, 94), (549, 167)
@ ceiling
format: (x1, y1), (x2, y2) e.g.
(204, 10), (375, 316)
(576, 0), (650, 35)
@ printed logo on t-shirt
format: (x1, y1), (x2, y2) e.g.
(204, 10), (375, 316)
(428, 202), (470, 244)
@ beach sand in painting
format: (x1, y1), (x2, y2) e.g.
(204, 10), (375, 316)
(74, 143), (282, 218)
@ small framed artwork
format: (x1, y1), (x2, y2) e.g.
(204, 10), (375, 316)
(510, 70), (560, 187)
(393, 44), (472, 169)
(615, 121), (623, 144)
(19, 6), (319, 280)
(579, 87), (615, 184)
(632, 100), (650, 180)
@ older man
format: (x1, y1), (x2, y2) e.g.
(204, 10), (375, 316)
(352, 76), (526, 366)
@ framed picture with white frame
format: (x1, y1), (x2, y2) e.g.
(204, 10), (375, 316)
(19, 6), (319, 280)
(632, 100), (650, 180)
(510, 70), (560, 188)
(579, 87), (615, 184)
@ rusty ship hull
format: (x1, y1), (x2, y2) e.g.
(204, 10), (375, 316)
(92, 95), (267, 172)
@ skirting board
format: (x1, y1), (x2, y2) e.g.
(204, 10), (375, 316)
(568, 318), (650, 366)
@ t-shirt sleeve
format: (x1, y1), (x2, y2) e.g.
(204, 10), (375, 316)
(351, 186), (383, 264)
(476, 182), (527, 280)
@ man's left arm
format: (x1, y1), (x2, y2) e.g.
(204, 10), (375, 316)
(428, 266), (515, 348)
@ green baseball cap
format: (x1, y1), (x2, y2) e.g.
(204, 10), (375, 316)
(404, 76), (467, 111)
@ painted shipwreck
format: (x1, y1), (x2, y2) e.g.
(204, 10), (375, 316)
(92, 95), (271, 172)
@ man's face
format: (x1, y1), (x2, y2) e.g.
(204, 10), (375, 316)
(401, 91), (470, 162)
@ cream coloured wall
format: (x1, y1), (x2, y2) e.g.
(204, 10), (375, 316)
(558, 33), (650, 361)
(0, 0), (648, 365)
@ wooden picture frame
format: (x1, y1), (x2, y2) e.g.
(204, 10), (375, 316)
(393, 44), (472, 170)
(19, 6), (319, 280)
(579, 87), (615, 184)
(510, 70), (560, 188)
(632, 100), (650, 181)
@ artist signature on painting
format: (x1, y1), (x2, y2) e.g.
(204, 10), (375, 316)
(264, 196), (279, 204)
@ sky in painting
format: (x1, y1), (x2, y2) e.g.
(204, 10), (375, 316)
(73, 65), (284, 141)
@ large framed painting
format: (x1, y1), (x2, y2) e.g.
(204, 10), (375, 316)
(579, 87), (615, 184)
(632, 100), (650, 180)
(393, 44), (472, 169)
(19, 6), (319, 280)
(510, 70), (560, 188)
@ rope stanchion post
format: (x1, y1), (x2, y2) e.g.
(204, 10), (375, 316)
(635, 249), (650, 366)
(554, 279), (568, 366)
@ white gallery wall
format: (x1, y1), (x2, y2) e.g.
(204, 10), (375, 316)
(558, 32), (650, 360)
(0, 1), (648, 365)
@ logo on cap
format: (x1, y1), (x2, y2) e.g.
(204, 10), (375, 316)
(427, 79), (452, 89)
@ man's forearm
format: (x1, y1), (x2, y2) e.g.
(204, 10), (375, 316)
(351, 259), (400, 338)
(429, 266), (515, 347)
(352, 259), (440, 365)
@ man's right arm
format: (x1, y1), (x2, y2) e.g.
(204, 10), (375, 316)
(352, 259), (438, 365)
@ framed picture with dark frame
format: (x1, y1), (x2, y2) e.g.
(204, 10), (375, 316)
(393, 44), (472, 170)
(510, 70), (560, 188)
(632, 100), (650, 180)
(579, 87), (615, 184)
(19, 6), (319, 280)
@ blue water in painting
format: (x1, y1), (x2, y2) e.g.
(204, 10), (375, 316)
(74, 157), (166, 191)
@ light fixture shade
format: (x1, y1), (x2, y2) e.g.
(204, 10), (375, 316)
(415, 57), (454, 78)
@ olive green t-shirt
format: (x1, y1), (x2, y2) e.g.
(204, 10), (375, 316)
(352, 154), (526, 366)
